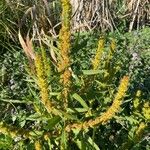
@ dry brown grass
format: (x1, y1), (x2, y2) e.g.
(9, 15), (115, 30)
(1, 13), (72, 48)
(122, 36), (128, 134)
(3, 0), (150, 37)
(70, 0), (150, 32)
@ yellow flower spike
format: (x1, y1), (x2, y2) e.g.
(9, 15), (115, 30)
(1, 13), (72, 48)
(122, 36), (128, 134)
(136, 90), (141, 97)
(0, 122), (31, 139)
(41, 46), (51, 78)
(0, 123), (17, 138)
(110, 39), (116, 52)
(60, 0), (72, 27)
(60, 69), (72, 104)
(58, 0), (72, 108)
(111, 76), (129, 104)
(44, 134), (49, 141)
(121, 122), (147, 150)
(134, 122), (147, 142)
(102, 39), (117, 82)
(92, 38), (105, 70)
(142, 101), (150, 120)
(106, 39), (116, 67)
(34, 54), (53, 114)
(34, 140), (42, 150)
(66, 76), (129, 132)
(58, 0), (72, 72)
(133, 90), (141, 109)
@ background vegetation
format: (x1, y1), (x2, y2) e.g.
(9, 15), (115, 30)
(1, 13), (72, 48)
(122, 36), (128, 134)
(0, 0), (150, 149)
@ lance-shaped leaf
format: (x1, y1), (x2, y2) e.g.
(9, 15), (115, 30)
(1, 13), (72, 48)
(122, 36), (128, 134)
(18, 30), (35, 60)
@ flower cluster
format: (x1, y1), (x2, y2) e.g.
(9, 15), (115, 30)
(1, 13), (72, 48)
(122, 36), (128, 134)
(34, 140), (42, 150)
(58, 0), (72, 108)
(135, 122), (147, 142)
(106, 39), (116, 65)
(0, 121), (31, 139)
(41, 47), (51, 78)
(34, 54), (52, 113)
(92, 38), (104, 70)
(142, 102), (150, 120)
(133, 90), (141, 109)
(66, 76), (129, 131)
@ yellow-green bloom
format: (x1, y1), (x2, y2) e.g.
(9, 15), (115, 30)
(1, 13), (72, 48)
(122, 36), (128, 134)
(41, 46), (51, 78)
(66, 76), (129, 131)
(34, 140), (42, 150)
(133, 90), (141, 109)
(121, 122), (147, 150)
(135, 122), (147, 142)
(58, 0), (72, 72)
(142, 102), (150, 120)
(110, 39), (116, 52)
(58, 0), (72, 108)
(35, 54), (52, 113)
(0, 122), (31, 139)
(92, 38), (104, 70)
(106, 39), (116, 65)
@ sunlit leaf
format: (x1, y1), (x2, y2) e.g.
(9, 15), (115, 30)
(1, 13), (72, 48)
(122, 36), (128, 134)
(44, 116), (61, 130)
(72, 93), (89, 109)
(82, 70), (104, 75)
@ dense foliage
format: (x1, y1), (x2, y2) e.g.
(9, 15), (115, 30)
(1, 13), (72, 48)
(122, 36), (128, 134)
(0, 0), (150, 150)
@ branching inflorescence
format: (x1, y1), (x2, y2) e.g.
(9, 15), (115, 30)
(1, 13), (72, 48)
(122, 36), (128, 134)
(66, 76), (129, 132)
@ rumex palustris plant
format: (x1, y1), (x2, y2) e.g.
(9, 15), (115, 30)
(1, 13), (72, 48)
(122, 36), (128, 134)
(0, 1), (149, 150)
(0, 7), (131, 150)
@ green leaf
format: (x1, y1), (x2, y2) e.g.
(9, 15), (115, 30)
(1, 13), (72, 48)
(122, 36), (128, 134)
(67, 108), (88, 113)
(0, 135), (13, 150)
(44, 116), (61, 130)
(0, 99), (32, 104)
(76, 139), (82, 150)
(61, 129), (67, 150)
(20, 120), (26, 128)
(87, 136), (100, 150)
(72, 93), (89, 109)
(59, 110), (78, 120)
(125, 116), (139, 125)
(82, 70), (104, 75)
(49, 92), (60, 96)
(12, 115), (17, 122)
(128, 126), (137, 139)
(95, 80), (108, 88)
(29, 130), (44, 137)
(26, 113), (47, 121)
